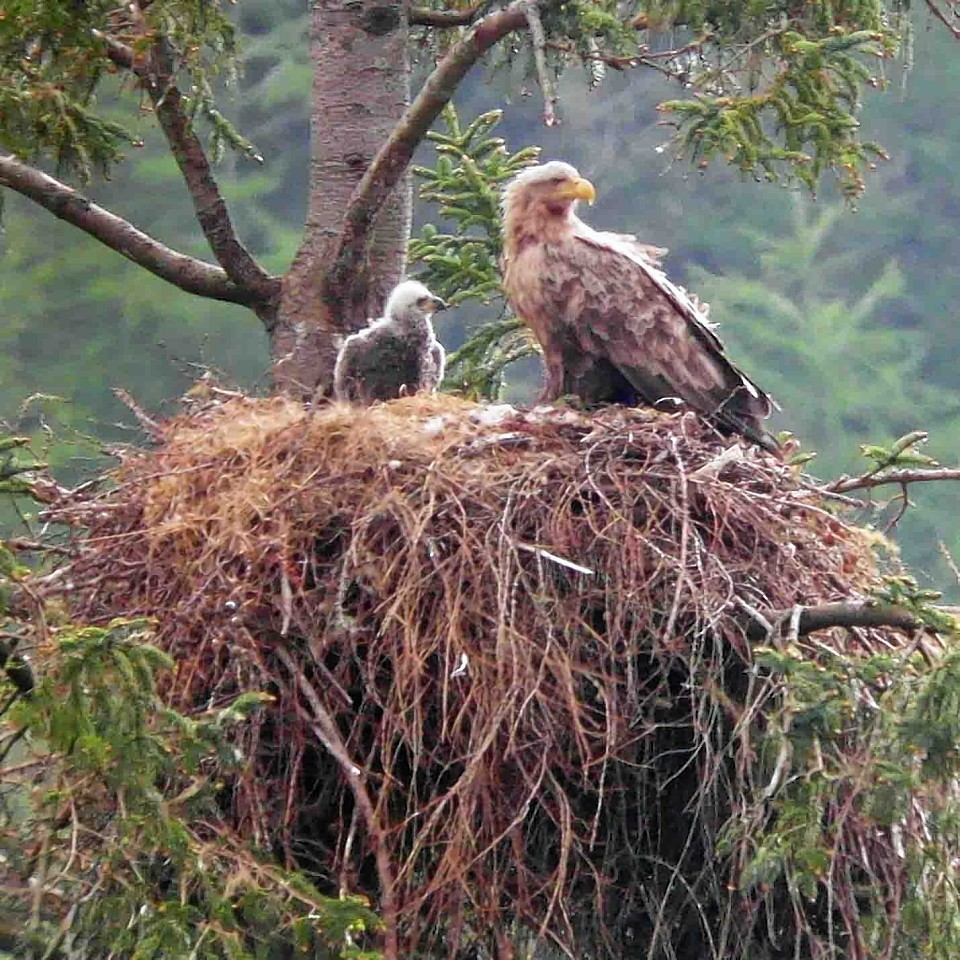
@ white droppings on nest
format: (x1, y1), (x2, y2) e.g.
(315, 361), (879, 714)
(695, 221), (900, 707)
(422, 404), (517, 437)
(689, 444), (745, 482)
(422, 415), (452, 437)
(461, 432), (532, 457)
(518, 542), (596, 576)
(529, 404), (584, 424)
(469, 403), (517, 426)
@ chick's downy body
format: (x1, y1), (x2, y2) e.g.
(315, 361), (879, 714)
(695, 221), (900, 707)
(334, 280), (447, 403)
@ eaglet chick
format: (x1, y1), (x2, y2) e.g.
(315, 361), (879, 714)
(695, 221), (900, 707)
(333, 280), (447, 403)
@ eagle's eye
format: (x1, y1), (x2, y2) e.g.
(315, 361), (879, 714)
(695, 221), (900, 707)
(416, 297), (430, 308)
(549, 176), (566, 185)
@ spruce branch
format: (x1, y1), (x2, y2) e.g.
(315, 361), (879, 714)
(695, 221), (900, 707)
(94, 29), (273, 300)
(657, 26), (898, 198)
(411, 104), (539, 303)
(0, 153), (260, 306)
(410, 106), (540, 398)
(321, 0), (535, 314)
(741, 571), (960, 640)
(827, 466), (960, 495)
(825, 431), (960, 494)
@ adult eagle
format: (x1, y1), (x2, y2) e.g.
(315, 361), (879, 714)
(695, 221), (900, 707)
(501, 161), (778, 452)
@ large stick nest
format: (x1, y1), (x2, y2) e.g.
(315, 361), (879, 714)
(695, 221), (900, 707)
(52, 394), (907, 958)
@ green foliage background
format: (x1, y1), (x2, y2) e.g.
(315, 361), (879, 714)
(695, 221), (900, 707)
(0, 616), (380, 959)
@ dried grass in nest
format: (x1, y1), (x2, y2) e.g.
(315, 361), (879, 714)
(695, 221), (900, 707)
(51, 394), (906, 958)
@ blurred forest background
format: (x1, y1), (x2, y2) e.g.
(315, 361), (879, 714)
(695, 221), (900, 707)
(2, 0), (959, 590)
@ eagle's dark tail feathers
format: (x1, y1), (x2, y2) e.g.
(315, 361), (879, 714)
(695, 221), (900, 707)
(714, 412), (781, 456)
(713, 388), (781, 457)
(565, 360), (780, 456)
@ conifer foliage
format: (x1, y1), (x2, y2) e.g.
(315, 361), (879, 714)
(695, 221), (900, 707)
(411, 106), (540, 399)
(0, 0), (928, 343)
(0, 431), (379, 959)
(4, 1), (960, 958)
(0, 0), (244, 180)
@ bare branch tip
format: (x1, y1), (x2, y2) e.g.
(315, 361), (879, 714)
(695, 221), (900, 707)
(522, 0), (559, 127)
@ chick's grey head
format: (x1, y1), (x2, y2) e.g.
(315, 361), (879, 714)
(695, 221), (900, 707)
(384, 280), (447, 326)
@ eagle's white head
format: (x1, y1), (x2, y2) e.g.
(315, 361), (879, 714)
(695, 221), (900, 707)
(384, 280), (448, 327)
(502, 160), (596, 219)
(501, 161), (597, 250)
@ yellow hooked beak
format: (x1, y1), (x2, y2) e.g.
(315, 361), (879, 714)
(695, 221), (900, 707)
(557, 176), (596, 205)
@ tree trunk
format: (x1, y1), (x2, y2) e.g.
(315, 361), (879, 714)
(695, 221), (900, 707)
(272, 0), (411, 398)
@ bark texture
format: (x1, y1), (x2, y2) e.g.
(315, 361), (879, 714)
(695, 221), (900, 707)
(96, 27), (278, 320)
(321, 1), (529, 317)
(273, 0), (412, 398)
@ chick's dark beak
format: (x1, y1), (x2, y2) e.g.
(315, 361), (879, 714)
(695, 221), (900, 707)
(430, 295), (448, 312)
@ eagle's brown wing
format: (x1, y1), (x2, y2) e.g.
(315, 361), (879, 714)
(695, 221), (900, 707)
(543, 222), (776, 449)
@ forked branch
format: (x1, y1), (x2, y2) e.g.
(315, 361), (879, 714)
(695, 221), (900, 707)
(321, 0), (534, 311)
(96, 25), (273, 300)
(0, 154), (258, 305)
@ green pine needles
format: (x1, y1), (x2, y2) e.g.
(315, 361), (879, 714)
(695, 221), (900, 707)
(735, 615), (960, 959)
(636, 0), (904, 197)
(411, 107), (535, 308)
(411, 105), (541, 400)
(0, 0), (916, 196)
(0, 434), (39, 498)
(0, 435), (380, 960)
(0, 0), (243, 181)
(0, 618), (380, 960)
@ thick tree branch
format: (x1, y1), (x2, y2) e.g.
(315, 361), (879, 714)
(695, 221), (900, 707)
(741, 599), (959, 641)
(96, 29), (273, 299)
(0, 154), (261, 306)
(827, 466), (960, 495)
(320, 0), (532, 312)
(410, 3), (486, 27)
